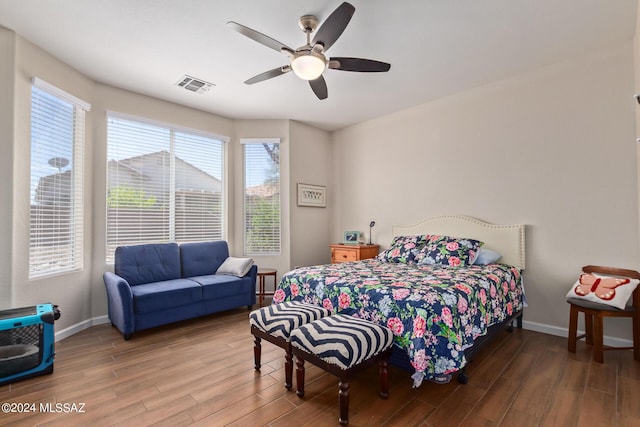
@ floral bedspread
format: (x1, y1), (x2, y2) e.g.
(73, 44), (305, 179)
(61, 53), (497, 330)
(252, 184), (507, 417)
(273, 259), (523, 386)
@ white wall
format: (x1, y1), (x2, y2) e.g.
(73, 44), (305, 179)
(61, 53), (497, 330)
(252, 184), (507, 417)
(289, 121), (332, 268)
(0, 27), (15, 309)
(635, 0), (640, 230)
(332, 42), (640, 340)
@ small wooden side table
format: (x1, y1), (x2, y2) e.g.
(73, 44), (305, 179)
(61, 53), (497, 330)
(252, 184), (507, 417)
(330, 244), (380, 264)
(257, 268), (277, 305)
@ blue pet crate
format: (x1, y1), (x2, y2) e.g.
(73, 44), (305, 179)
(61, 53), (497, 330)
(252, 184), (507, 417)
(0, 304), (60, 386)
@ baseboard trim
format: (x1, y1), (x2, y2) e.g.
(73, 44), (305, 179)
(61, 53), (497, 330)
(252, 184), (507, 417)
(55, 315), (110, 342)
(522, 319), (633, 348)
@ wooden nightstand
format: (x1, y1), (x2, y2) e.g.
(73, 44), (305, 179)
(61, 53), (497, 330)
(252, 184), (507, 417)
(330, 244), (380, 264)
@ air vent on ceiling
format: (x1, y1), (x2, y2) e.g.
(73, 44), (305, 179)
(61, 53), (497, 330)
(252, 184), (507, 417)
(175, 75), (214, 94)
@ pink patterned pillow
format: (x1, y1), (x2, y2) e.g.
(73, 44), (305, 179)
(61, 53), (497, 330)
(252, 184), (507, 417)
(416, 235), (483, 267)
(376, 235), (429, 264)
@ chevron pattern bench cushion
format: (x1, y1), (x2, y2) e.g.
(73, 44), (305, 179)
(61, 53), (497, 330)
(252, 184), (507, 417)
(290, 314), (394, 370)
(249, 301), (332, 341)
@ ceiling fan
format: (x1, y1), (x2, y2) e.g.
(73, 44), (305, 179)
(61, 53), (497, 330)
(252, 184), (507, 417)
(227, 2), (391, 100)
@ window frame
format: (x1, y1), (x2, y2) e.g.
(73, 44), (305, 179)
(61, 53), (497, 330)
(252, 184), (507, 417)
(105, 112), (228, 263)
(242, 138), (282, 256)
(29, 78), (90, 280)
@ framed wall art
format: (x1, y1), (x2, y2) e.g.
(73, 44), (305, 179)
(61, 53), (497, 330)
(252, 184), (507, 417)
(297, 183), (326, 207)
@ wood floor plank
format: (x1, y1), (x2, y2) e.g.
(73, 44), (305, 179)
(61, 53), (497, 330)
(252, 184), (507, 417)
(348, 369), (430, 427)
(465, 329), (524, 387)
(282, 370), (335, 408)
(618, 376), (640, 419)
(271, 388), (336, 426)
(380, 400), (436, 427)
(540, 389), (581, 427)
(618, 351), (640, 381)
(145, 411), (195, 427)
(423, 383), (486, 426)
(558, 357), (589, 392)
(225, 397), (297, 427)
(464, 377), (520, 425)
(619, 416), (640, 427)
(112, 394), (199, 426)
(407, 376), (458, 408)
(188, 366), (278, 405)
(578, 387), (616, 427)
(587, 359), (618, 395)
(500, 363), (557, 425)
(186, 372), (279, 421)
(499, 408), (542, 427)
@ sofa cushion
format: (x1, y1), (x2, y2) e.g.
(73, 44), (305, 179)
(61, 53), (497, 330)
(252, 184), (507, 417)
(131, 278), (202, 313)
(115, 243), (181, 286)
(180, 241), (230, 277)
(191, 275), (253, 300)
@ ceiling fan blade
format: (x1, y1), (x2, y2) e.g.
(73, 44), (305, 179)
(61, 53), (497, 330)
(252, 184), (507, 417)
(245, 66), (291, 85)
(312, 2), (355, 51)
(309, 75), (328, 100)
(329, 57), (391, 72)
(227, 21), (293, 53)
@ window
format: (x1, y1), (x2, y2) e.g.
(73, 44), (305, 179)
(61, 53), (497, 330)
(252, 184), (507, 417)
(106, 114), (226, 263)
(243, 139), (281, 255)
(30, 78), (90, 279)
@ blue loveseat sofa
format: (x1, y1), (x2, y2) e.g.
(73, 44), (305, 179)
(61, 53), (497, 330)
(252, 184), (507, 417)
(103, 241), (257, 339)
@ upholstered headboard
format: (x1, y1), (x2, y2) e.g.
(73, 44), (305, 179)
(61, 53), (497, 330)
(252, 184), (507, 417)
(391, 215), (526, 269)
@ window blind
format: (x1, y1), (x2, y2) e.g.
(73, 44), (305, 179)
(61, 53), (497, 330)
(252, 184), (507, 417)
(29, 81), (89, 279)
(243, 139), (281, 255)
(106, 115), (225, 263)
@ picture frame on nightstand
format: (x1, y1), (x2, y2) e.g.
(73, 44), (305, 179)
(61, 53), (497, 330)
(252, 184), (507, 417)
(343, 231), (360, 245)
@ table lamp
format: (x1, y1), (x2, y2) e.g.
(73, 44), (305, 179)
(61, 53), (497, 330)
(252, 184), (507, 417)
(368, 221), (376, 245)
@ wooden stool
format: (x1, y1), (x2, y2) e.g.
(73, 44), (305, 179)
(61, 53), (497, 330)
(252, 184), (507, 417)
(567, 265), (640, 363)
(290, 314), (394, 425)
(249, 301), (331, 389)
(257, 268), (277, 305)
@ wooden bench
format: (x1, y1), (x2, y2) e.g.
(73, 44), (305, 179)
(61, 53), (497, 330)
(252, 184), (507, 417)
(249, 301), (331, 389)
(290, 314), (394, 425)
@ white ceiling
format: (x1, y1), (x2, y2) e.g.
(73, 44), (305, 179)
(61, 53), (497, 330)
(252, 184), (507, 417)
(0, 0), (636, 131)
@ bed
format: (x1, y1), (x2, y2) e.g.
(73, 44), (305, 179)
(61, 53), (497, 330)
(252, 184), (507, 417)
(274, 215), (526, 387)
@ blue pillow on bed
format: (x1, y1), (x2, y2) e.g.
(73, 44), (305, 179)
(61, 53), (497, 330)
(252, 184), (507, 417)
(417, 235), (483, 267)
(376, 235), (429, 264)
(473, 248), (502, 265)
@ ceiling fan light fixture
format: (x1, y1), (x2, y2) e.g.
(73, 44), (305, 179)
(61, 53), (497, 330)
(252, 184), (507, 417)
(230, 2), (389, 99)
(291, 51), (326, 80)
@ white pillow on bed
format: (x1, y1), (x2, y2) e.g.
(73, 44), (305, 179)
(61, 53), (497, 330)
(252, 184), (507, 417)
(473, 249), (502, 265)
(216, 257), (254, 277)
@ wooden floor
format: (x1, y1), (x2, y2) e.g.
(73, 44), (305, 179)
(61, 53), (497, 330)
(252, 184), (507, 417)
(2, 305), (640, 427)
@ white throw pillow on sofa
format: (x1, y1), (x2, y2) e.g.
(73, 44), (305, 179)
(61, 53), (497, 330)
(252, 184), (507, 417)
(217, 257), (254, 277)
